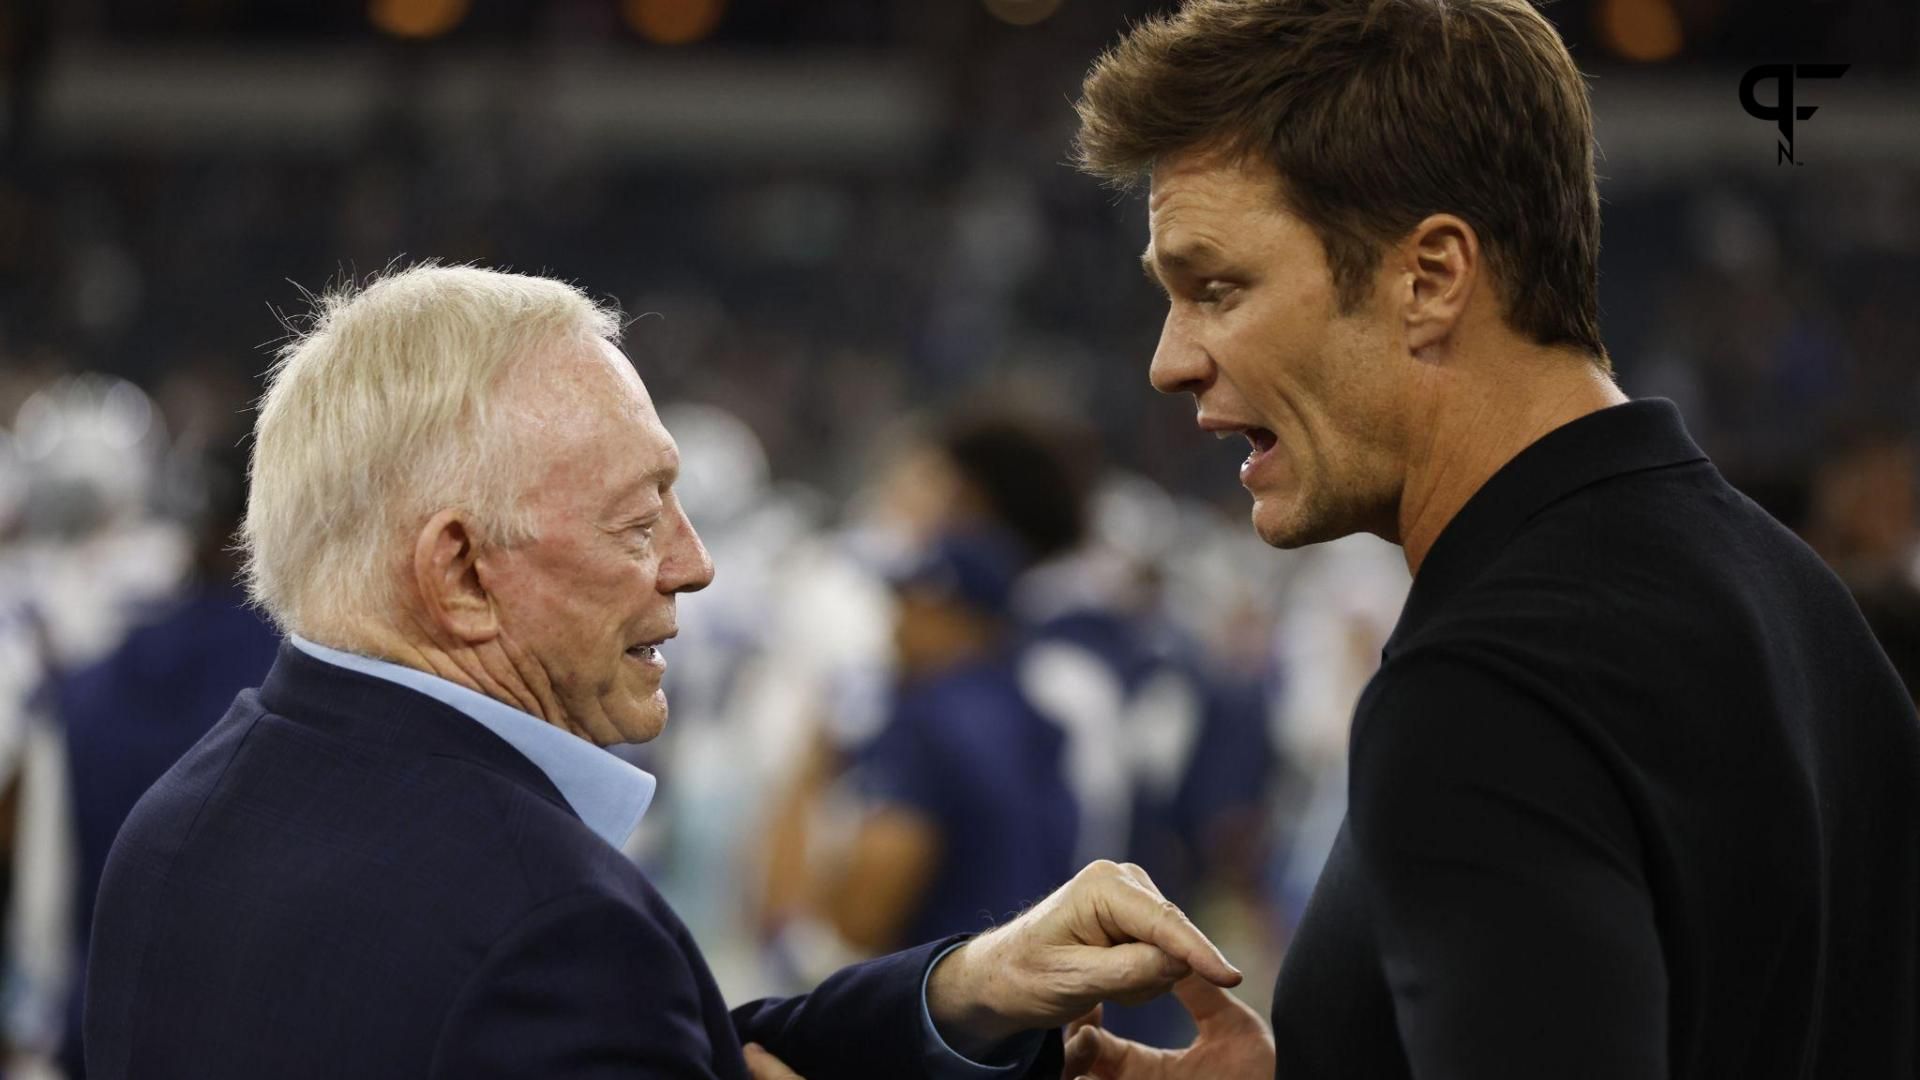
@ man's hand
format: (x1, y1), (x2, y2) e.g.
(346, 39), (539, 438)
(743, 1042), (806, 1079)
(1059, 975), (1275, 1080)
(925, 861), (1242, 1055)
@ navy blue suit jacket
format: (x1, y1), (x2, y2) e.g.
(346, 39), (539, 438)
(86, 643), (1063, 1078)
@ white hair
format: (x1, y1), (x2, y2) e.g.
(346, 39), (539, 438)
(241, 263), (622, 638)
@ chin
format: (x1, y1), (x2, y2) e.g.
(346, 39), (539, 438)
(596, 695), (667, 747)
(1251, 491), (1354, 550)
(625, 701), (669, 745)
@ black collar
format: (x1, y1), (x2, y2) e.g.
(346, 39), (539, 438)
(1384, 398), (1709, 656)
(257, 641), (571, 814)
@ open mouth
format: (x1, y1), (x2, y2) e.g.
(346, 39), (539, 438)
(1210, 423), (1277, 453)
(1231, 426), (1280, 485)
(625, 629), (673, 667)
(1200, 417), (1281, 487)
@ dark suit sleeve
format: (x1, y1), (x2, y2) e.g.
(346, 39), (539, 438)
(731, 936), (1065, 1079)
(431, 897), (1064, 1079)
(431, 891), (732, 1079)
(1349, 650), (1668, 1080)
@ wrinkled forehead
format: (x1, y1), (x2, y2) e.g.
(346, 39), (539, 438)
(1144, 150), (1329, 285)
(503, 339), (678, 501)
(1147, 150), (1290, 233)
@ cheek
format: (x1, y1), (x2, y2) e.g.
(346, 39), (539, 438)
(1213, 302), (1318, 422)
(557, 532), (650, 592)
(499, 545), (639, 642)
(1321, 318), (1401, 419)
(510, 582), (590, 650)
(592, 557), (671, 647)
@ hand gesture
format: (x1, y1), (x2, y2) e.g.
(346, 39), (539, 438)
(926, 861), (1242, 1055)
(1060, 975), (1275, 1080)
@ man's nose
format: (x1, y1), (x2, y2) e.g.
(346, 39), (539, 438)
(660, 505), (715, 595)
(1148, 311), (1212, 396)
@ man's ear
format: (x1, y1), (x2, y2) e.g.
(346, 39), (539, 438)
(411, 508), (499, 645)
(1399, 213), (1480, 355)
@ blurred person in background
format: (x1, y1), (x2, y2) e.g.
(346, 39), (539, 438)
(768, 421), (1077, 984)
(984, 420), (1278, 1049)
(1263, 533), (1407, 926)
(4, 378), (188, 668)
(755, 426), (966, 984)
(0, 376), (189, 1075)
(51, 444), (279, 1079)
(83, 265), (1242, 1080)
(0, 427), (50, 1076)
(1061, 0), (1920, 1077)
(787, 413), (1279, 1050)
(837, 526), (1056, 953)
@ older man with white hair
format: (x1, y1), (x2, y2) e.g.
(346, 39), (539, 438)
(82, 265), (1240, 1080)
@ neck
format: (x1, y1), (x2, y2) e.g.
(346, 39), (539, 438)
(1395, 345), (1624, 577)
(313, 619), (575, 735)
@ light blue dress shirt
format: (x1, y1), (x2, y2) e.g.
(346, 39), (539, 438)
(287, 636), (1041, 1078)
(290, 635), (655, 848)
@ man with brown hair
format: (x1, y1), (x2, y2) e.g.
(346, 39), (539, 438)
(1060, 0), (1920, 1077)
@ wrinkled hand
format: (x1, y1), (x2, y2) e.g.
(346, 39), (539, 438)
(1060, 975), (1274, 1080)
(926, 861), (1242, 1055)
(743, 1042), (806, 1079)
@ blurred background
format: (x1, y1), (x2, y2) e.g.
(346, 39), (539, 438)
(0, 0), (1916, 1075)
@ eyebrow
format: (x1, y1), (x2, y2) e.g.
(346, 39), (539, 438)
(602, 455), (680, 516)
(1140, 248), (1167, 293)
(1141, 240), (1226, 289)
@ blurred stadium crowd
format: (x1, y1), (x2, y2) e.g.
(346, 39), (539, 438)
(0, 0), (1916, 1076)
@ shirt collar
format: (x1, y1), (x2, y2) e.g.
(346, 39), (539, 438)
(1385, 398), (1709, 656)
(287, 635), (656, 851)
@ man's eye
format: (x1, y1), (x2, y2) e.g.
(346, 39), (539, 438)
(1197, 282), (1235, 305)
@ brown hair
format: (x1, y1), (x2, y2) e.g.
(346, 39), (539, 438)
(1074, 0), (1608, 366)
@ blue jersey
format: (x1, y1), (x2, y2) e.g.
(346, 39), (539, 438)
(1014, 607), (1274, 1047)
(856, 606), (1274, 1048)
(1017, 609), (1270, 889)
(855, 650), (1078, 948)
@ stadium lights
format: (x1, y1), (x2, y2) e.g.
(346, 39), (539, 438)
(624, 0), (728, 46)
(1596, 0), (1684, 63)
(368, 0), (470, 40)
